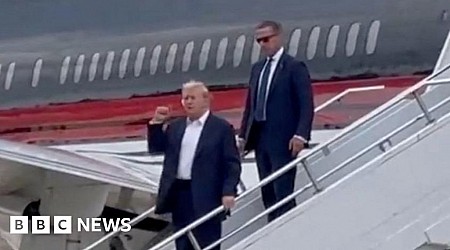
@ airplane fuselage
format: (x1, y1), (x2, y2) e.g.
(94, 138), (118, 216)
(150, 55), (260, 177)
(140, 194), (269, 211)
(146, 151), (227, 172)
(0, 0), (449, 108)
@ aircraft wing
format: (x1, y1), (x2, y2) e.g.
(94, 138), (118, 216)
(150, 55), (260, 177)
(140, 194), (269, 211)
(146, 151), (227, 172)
(0, 138), (160, 193)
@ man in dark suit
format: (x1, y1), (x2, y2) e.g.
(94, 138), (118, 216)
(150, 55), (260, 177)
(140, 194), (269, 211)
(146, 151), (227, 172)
(238, 21), (314, 222)
(148, 81), (242, 250)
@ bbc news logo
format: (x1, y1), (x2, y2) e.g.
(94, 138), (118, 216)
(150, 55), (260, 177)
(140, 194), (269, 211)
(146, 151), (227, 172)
(10, 216), (131, 234)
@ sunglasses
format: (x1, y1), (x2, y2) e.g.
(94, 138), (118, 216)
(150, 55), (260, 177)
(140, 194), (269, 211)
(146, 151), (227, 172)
(256, 34), (277, 44)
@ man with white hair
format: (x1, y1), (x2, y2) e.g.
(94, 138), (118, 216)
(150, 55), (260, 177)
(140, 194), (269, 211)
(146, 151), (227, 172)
(147, 81), (242, 250)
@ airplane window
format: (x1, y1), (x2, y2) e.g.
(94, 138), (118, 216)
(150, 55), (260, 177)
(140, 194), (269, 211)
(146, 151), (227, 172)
(150, 45), (162, 75)
(103, 51), (115, 80)
(307, 26), (321, 60)
(74, 55), (85, 83)
(31, 59), (43, 87)
(89, 53), (100, 82)
(182, 41), (194, 72)
(233, 35), (246, 67)
(134, 47), (146, 77)
(366, 20), (381, 55)
(166, 43), (178, 74)
(216, 37), (228, 69)
(60, 56), (71, 84)
(4, 63), (15, 90)
(288, 29), (301, 57)
(199, 39), (211, 71)
(251, 40), (261, 64)
(326, 25), (340, 58)
(119, 49), (131, 79)
(346, 23), (360, 57)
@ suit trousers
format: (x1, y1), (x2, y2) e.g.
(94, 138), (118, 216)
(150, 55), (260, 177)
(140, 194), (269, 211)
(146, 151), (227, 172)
(171, 179), (222, 250)
(253, 121), (297, 222)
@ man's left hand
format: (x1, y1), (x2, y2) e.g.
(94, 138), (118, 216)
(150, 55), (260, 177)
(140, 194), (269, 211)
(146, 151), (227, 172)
(222, 196), (235, 210)
(289, 137), (305, 157)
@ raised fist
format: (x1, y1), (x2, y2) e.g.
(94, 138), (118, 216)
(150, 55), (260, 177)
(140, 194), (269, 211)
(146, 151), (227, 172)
(151, 106), (170, 124)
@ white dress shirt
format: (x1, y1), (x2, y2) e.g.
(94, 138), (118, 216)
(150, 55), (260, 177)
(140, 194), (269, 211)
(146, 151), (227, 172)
(177, 110), (210, 179)
(257, 47), (284, 104)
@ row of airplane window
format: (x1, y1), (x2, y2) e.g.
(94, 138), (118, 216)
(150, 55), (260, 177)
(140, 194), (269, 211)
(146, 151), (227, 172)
(2, 20), (380, 91)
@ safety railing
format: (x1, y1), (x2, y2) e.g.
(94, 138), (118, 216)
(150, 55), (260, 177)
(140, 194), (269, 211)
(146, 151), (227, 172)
(84, 64), (450, 250)
(82, 206), (156, 250)
(139, 64), (450, 250)
(314, 85), (385, 112)
(83, 179), (247, 250)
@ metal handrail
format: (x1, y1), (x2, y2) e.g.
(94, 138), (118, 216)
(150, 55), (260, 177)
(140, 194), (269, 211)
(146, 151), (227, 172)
(145, 64), (450, 250)
(83, 178), (248, 250)
(314, 85), (385, 112)
(204, 183), (315, 250)
(83, 207), (156, 250)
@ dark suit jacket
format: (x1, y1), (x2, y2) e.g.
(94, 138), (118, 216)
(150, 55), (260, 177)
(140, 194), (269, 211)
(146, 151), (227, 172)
(239, 51), (314, 152)
(147, 113), (242, 218)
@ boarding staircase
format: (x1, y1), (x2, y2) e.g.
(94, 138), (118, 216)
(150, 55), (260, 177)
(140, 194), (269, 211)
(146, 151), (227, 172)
(84, 31), (450, 250)
(228, 70), (450, 249)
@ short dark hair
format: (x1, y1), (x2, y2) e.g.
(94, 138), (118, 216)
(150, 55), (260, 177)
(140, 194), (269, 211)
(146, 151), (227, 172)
(256, 20), (282, 34)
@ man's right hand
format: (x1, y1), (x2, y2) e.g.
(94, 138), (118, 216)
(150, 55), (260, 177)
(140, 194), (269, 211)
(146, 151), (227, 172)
(150, 106), (170, 124)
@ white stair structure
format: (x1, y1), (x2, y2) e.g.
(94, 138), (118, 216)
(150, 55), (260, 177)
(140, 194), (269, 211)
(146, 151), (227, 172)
(85, 31), (450, 250)
(229, 95), (450, 250)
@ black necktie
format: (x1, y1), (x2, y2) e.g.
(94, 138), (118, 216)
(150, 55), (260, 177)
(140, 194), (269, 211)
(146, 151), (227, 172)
(255, 57), (273, 121)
